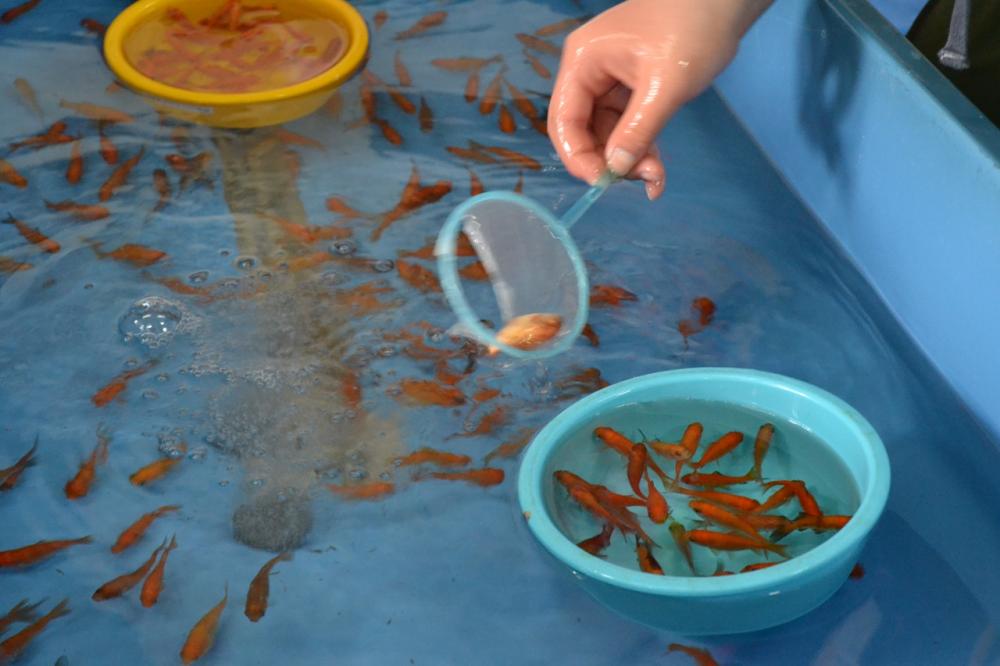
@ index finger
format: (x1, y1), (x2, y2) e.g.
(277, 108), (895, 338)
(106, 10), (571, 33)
(548, 51), (617, 185)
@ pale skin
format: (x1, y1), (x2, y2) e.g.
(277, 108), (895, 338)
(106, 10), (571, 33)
(549, 0), (774, 200)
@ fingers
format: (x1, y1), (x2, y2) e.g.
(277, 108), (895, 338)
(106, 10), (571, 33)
(593, 104), (666, 200)
(548, 45), (618, 185)
(603, 72), (684, 177)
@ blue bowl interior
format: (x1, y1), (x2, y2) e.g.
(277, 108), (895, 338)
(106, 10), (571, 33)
(518, 368), (891, 596)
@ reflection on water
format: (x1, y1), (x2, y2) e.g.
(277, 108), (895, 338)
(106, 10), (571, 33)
(1, 0), (1000, 664)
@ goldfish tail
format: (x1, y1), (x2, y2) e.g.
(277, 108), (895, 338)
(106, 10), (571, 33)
(747, 466), (760, 481)
(48, 598), (72, 620)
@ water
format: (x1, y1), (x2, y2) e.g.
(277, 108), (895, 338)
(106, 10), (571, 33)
(547, 400), (859, 577)
(2, 0), (1000, 664)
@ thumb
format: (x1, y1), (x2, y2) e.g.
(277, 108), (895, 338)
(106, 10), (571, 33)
(604, 76), (684, 176)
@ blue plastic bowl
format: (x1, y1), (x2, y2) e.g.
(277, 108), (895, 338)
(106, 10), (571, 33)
(517, 368), (891, 635)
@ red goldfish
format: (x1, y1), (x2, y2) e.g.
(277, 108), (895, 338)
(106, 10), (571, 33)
(0, 599), (71, 663)
(9, 121), (75, 152)
(140, 534), (178, 608)
(0, 438), (37, 492)
(687, 529), (786, 557)
(129, 447), (185, 487)
(0, 537), (92, 568)
(396, 447), (471, 468)
(1, 0), (41, 25)
(180, 586), (228, 664)
(244, 551), (291, 622)
(636, 539), (664, 575)
(66, 140), (83, 184)
(44, 200), (109, 222)
(666, 643), (719, 666)
(327, 481), (395, 501)
(3, 214), (58, 253)
(753, 423), (775, 480)
(111, 505), (181, 554)
(416, 468), (505, 487)
(0, 159), (27, 188)
(395, 378), (465, 407)
(64, 427), (110, 499)
(690, 431), (744, 469)
(576, 523), (614, 557)
(92, 359), (157, 406)
(93, 540), (166, 601)
(394, 10), (447, 40)
(98, 146), (145, 201)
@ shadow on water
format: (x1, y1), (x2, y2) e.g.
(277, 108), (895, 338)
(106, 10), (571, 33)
(798, 1), (862, 188)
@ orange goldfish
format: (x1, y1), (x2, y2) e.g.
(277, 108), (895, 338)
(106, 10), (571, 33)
(395, 378), (465, 407)
(373, 117), (403, 145)
(44, 199), (109, 222)
(431, 56), (501, 72)
(483, 428), (535, 464)
(479, 68), (505, 115)
(504, 79), (541, 123)
(771, 514), (851, 541)
(498, 104), (516, 133)
(446, 143), (499, 164)
(0, 599), (70, 663)
(396, 259), (441, 292)
(111, 505), (181, 554)
(9, 121), (75, 153)
(626, 443), (648, 497)
(80, 17), (106, 35)
(741, 562), (779, 573)
(593, 427), (635, 457)
(3, 214), (58, 253)
(129, 447), (185, 487)
(668, 522), (696, 574)
(0, 599), (41, 636)
(92, 359), (157, 407)
(91, 242), (166, 267)
(636, 539), (664, 575)
(666, 642), (719, 666)
(373, 9), (388, 30)
(153, 168), (171, 212)
(452, 405), (507, 439)
(166, 152), (213, 192)
(397, 447), (471, 468)
(244, 551), (291, 622)
(687, 529), (786, 557)
(98, 121), (118, 165)
(523, 51), (551, 79)
(589, 284), (638, 307)
(60, 99), (134, 124)
(850, 563), (865, 579)
(180, 586), (228, 664)
(341, 370), (362, 410)
(462, 68), (482, 102)
(468, 169), (485, 196)
(394, 50), (412, 86)
(515, 33), (560, 56)
(371, 164), (452, 241)
(274, 128), (324, 151)
(417, 467), (505, 487)
(64, 427), (110, 500)
(0, 159), (27, 188)
(98, 146), (145, 201)
(674, 487), (760, 513)
(679, 422), (704, 459)
(0, 438), (38, 492)
(93, 540), (167, 601)
(514, 171), (525, 193)
(140, 534), (177, 608)
(394, 10), (447, 40)
(691, 431), (744, 469)
(535, 17), (585, 36)
(325, 196), (365, 219)
(458, 261), (488, 281)
(751, 481), (799, 514)
(574, 323), (598, 347)
(680, 470), (755, 487)
(327, 481), (395, 501)
(0, 537), (92, 568)
(475, 142), (542, 170)
(418, 96), (433, 133)
(646, 475), (669, 524)
(488, 313), (562, 354)
(12, 77), (42, 119)
(753, 423), (775, 480)
(472, 387), (501, 402)
(66, 140), (83, 185)
(576, 523), (614, 557)
(689, 500), (762, 540)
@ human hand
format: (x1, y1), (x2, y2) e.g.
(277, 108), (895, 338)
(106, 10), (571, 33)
(548, 0), (772, 199)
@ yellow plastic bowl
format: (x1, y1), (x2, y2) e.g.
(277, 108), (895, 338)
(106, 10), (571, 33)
(104, 0), (369, 128)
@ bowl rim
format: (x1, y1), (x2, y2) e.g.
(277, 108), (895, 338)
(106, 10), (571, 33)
(103, 0), (369, 107)
(516, 367), (891, 597)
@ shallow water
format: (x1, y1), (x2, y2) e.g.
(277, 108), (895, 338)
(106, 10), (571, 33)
(2, 0), (1000, 664)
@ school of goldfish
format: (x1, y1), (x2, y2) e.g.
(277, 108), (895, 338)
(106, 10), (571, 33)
(555, 422), (855, 580)
(1, 1), (734, 663)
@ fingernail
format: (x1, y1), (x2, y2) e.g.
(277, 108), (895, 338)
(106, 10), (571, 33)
(606, 148), (637, 177)
(645, 180), (663, 201)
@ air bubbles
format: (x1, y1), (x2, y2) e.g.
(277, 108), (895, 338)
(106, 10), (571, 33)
(332, 240), (357, 256)
(427, 328), (446, 343)
(189, 270), (209, 284)
(372, 259), (395, 273)
(375, 345), (396, 358)
(219, 249), (231, 257)
(118, 297), (183, 348)
(142, 389), (159, 400)
(235, 256), (257, 271)
(188, 446), (207, 461)
(249, 478), (266, 488)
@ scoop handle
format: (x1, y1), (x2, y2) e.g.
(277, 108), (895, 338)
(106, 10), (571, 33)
(559, 171), (615, 230)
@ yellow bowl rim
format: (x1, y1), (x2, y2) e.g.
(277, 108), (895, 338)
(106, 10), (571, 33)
(103, 0), (369, 107)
